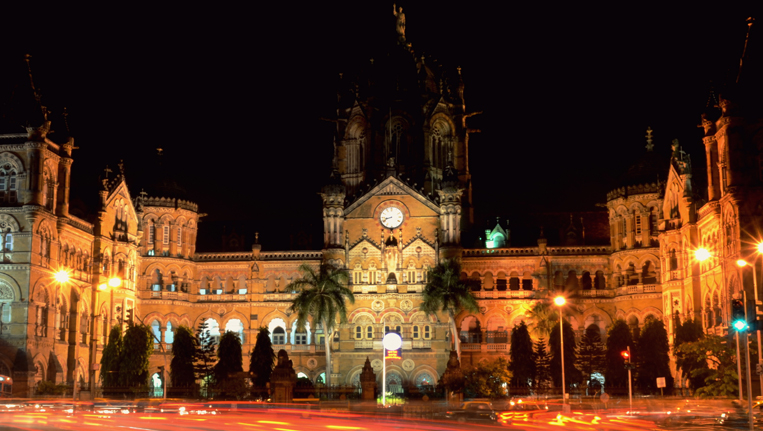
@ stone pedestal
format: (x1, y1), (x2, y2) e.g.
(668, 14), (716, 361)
(359, 357), (376, 401)
(270, 349), (296, 403)
(439, 350), (464, 407)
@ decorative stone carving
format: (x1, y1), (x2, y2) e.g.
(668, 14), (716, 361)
(400, 299), (413, 311)
(0, 282), (12, 299)
(307, 358), (317, 370)
(371, 359), (382, 370)
(359, 357), (377, 401)
(402, 359), (415, 371)
(371, 300), (384, 312)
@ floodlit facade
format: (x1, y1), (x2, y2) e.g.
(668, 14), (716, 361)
(0, 13), (761, 397)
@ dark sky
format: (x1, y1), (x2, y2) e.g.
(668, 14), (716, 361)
(0, 2), (758, 249)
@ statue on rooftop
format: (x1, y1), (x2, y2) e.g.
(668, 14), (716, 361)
(393, 4), (406, 40)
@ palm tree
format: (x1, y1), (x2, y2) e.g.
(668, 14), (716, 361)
(526, 301), (558, 339)
(419, 259), (478, 362)
(287, 262), (353, 389)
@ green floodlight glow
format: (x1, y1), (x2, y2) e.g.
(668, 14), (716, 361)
(733, 319), (749, 331)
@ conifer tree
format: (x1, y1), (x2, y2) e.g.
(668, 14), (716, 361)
(549, 319), (581, 389)
(635, 317), (673, 393)
(195, 320), (217, 390)
(100, 324), (122, 391)
(604, 319), (634, 388)
(170, 325), (197, 395)
(117, 323), (153, 388)
(213, 331), (246, 399)
(250, 327), (276, 398)
(577, 324), (605, 392)
(509, 322), (535, 388)
(534, 338), (551, 392)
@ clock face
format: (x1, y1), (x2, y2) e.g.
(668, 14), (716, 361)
(380, 206), (404, 229)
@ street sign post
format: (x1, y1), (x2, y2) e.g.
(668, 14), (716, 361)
(656, 377), (666, 397)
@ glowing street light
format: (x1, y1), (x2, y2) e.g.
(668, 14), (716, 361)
(54, 269), (123, 397)
(694, 248), (711, 262)
(554, 296), (567, 409)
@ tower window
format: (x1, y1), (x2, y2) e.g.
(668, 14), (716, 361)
(635, 214), (641, 235)
(148, 225), (155, 244)
(413, 326), (419, 339)
(177, 226), (182, 247)
(355, 325), (362, 340)
(3, 232), (11, 252)
(163, 226), (169, 244)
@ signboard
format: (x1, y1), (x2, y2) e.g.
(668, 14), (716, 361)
(656, 377), (666, 388)
(600, 393), (610, 403)
(383, 332), (402, 360)
(385, 349), (401, 360)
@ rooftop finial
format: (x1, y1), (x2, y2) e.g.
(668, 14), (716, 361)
(645, 126), (654, 151)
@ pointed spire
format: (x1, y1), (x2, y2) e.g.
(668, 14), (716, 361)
(736, 17), (755, 84)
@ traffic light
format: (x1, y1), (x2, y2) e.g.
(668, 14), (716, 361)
(731, 299), (748, 331)
(621, 350), (630, 363)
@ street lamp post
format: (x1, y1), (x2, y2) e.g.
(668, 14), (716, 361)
(737, 258), (763, 398)
(554, 296), (566, 408)
(55, 270), (121, 398)
(381, 332), (402, 408)
(695, 248), (744, 401)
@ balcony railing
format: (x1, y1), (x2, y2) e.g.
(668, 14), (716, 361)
(461, 343), (480, 351)
(473, 290), (535, 299)
(354, 341), (374, 349)
(615, 284), (661, 296)
(411, 340), (431, 349)
(579, 289), (614, 298)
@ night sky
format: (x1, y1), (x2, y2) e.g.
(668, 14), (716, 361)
(0, 2), (758, 250)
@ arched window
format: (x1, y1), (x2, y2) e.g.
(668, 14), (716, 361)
(642, 261), (657, 284)
(225, 318), (245, 343)
(669, 250), (678, 271)
(366, 325), (373, 339)
(0, 164), (18, 203)
(203, 318), (221, 346)
(594, 271), (606, 290)
(148, 224), (155, 244)
(177, 226), (182, 247)
(581, 272), (593, 290)
(565, 271), (579, 291)
(272, 326), (286, 345)
(355, 325), (362, 340)
(151, 320), (161, 347)
(4, 231), (12, 252)
(165, 321), (174, 344)
(412, 325), (419, 339)
(163, 225), (169, 245)
(509, 272), (520, 291)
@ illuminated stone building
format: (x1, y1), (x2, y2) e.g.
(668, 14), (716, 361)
(0, 12), (760, 397)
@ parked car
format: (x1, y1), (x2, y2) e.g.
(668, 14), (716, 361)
(442, 401), (497, 423)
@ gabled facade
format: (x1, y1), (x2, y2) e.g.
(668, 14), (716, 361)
(1, 11), (761, 398)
